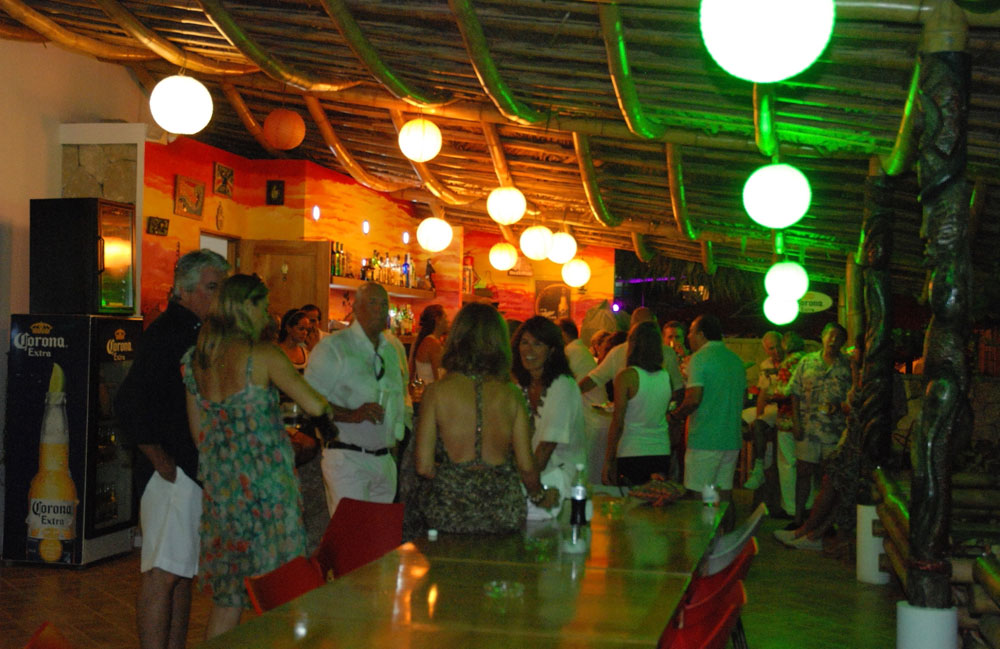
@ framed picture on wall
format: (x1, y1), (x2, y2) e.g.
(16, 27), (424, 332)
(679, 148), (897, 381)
(266, 180), (285, 205)
(174, 175), (205, 218)
(535, 280), (572, 321)
(213, 162), (234, 197)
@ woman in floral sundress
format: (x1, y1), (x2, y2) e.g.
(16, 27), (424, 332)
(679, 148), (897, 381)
(183, 274), (334, 638)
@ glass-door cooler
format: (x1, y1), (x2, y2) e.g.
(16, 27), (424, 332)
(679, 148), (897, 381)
(3, 314), (141, 565)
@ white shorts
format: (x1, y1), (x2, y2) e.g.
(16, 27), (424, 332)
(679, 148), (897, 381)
(319, 448), (396, 516)
(140, 467), (202, 578)
(684, 449), (741, 491)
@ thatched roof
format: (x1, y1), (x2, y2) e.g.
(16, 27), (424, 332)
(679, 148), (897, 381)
(4, 0), (999, 295)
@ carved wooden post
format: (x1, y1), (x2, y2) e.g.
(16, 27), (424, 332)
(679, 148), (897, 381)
(908, 2), (972, 610)
(858, 158), (895, 483)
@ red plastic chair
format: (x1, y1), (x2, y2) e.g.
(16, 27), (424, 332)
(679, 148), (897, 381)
(244, 555), (327, 614)
(312, 498), (404, 578)
(23, 622), (73, 649)
(658, 579), (746, 649)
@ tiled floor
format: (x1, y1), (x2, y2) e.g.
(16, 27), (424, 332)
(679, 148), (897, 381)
(0, 512), (901, 649)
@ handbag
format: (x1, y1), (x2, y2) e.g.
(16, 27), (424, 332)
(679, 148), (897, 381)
(287, 426), (319, 466)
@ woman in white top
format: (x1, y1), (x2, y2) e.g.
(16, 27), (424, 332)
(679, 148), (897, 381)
(408, 304), (448, 386)
(512, 317), (586, 502)
(603, 321), (672, 486)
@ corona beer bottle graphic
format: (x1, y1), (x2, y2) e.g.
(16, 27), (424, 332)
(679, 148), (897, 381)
(26, 363), (78, 563)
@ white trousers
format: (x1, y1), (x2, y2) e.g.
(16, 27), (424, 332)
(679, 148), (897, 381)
(319, 448), (397, 516)
(776, 430), (797, 515)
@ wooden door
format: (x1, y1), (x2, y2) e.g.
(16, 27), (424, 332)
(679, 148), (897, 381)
(237, 240), (329, 321)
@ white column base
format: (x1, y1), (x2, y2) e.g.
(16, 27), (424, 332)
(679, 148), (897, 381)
(896, 601), (957, 649)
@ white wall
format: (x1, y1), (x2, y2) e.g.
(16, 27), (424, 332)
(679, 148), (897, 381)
(0, 39), (152, 534)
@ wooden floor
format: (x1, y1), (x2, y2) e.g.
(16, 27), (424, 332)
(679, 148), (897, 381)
(0, 508), (900, 649)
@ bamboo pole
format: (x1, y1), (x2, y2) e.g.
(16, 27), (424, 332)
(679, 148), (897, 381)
(92, 0), (257, 75)
(0, 0), (156, 60)
(220, 82), (285, 157)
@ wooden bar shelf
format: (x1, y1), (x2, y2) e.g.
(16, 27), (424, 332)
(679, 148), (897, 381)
(329, 276), (435, 300)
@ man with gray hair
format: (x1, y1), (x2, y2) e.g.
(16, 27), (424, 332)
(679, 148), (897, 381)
(117, 249), (229, 649)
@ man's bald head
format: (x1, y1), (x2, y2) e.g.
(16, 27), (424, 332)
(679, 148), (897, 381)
(631, 307), (656, 328)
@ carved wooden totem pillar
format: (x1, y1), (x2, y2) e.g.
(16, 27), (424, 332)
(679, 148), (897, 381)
(856, 164), (895, 508)
(908, 36), (972, 608)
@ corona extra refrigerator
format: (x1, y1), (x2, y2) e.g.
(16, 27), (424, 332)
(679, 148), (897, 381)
(3, 314), (141, 565)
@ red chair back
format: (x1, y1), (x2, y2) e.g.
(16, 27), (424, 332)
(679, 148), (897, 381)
(245, 555), (326, 614)
(312, 498), (404, 578)
(23, 622), (73, 649)
(658, 580), (746, 649)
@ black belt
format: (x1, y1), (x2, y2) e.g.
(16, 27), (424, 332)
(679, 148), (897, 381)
(324, 439), (391, 456)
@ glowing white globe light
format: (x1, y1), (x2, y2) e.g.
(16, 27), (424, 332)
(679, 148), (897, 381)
(764, 261), (810, 300)
(489, 242), (518, 271)
(562, 258), (592, 288)
(487, 187), (527, 225)
(149, 75), (214, 135)
(416, 217), (453, 252)
(763, 295), (800, 325)
(743, 163), (812, 229)
(519, 225), (553, 261)
(700, 0), (835, 83)
(398, 118), (442, 163)
(547, 232), (577, 264)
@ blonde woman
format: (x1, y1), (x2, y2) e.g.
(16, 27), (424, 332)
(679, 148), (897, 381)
(182, 274), (333, 638)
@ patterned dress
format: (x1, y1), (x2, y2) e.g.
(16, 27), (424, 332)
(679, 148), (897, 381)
(182, 349), (306, 608)
(418, 378), (527, 534)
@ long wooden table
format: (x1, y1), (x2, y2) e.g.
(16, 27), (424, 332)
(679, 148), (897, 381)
(198, 497), (726, 648)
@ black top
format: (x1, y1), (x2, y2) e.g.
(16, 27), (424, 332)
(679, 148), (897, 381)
(115, 301), (201, 487)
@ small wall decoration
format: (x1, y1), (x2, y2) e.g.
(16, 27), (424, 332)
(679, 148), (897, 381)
(535, 280), (572, 320)
(213, 162), (234, 197)
(146, 216), (170, 236)
(507, 255), (533, 278)
(174, 175), (205, 218)
(266, 179), (285, 205)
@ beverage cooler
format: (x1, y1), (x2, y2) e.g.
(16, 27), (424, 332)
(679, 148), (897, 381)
(3, 314), (141, 565)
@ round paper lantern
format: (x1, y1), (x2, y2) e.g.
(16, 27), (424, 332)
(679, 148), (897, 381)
(700, 0), (835, 83)
(149, 75), (213, 134)
(489, 242), (518, 271)
(487, 187), (527, 225)
(561, 258), (592, 288)
(519, 225), (554, 261)
(416, 217), (453, 252)
(547, 232), (577, 264)
(743, 163), (812, 229)
(764, 261), (809, 300)
(398, 118), (442, 163)
(263, 108), (306, 150)
(763, 295), (800, 325)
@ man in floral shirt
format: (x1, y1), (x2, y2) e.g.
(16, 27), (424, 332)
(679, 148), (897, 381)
(788, 322), (851, 528)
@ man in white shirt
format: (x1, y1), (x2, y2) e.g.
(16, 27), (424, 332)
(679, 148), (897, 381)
(305, 283), (405, 514)
(559, 318), (608, 484)
(578, 307), (685, 406)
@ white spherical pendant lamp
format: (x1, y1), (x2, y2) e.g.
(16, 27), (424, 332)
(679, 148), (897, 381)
(489, 242), (518, 271)
(519, 225), (554, 261)
(150, 75), (214, 135)
(547, 232), (577, 264)
(398, 118), (442, 163)
(700, 0), (835, 83)
(561, 258), (591, 288)
(763, 295), (800, 325)
(764, 261), (810, 301)
(416, 217), (453, 252)
(486, 186), (527, 226)
(743, 163), (812, 230)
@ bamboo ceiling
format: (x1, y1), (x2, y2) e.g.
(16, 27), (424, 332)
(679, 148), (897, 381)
(4, 0), (1000, 295)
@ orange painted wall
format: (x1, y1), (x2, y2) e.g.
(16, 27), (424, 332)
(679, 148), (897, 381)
(140, 137), (615, 328)
(462, 230), (615, 324)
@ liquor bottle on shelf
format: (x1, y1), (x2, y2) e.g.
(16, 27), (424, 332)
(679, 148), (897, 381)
(360, 257), (368, 281)
(402, 254), (411, 288)
(371, 250), (380, 282)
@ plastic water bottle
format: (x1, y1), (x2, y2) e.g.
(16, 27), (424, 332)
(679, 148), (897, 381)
(701, 483), (720, 507)
(570, 463), (588, 526)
